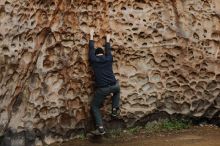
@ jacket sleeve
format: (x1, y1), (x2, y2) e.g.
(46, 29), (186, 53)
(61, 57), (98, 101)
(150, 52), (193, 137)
(89, 40), (96, 62)
(105, 42), (112, 57)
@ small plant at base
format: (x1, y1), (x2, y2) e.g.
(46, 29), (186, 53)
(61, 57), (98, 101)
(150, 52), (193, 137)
(144, 121), (161, 133)
(161, 119), (190, 131)
(144, 118), (191, 133)
(127, 126), (142, 134)
(109, 129), (123, 138)
(75, 133), (85, 140)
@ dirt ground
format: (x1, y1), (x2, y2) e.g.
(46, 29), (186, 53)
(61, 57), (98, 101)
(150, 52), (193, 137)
(51, 125), (220, 146)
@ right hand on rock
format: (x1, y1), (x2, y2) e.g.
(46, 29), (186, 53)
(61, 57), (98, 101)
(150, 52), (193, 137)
(90, 29), (94, 36)
(106, 34), (110, 42)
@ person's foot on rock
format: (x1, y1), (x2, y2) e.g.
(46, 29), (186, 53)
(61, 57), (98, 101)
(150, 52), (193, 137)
(91, 126), (106, 135)
(111, 108), (120, 119)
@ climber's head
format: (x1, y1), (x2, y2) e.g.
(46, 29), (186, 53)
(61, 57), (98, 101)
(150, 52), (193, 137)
(95, 47), (104, 56)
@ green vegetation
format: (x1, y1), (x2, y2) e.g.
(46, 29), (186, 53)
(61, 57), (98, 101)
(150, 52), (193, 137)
(127, 126), (142, 134)
(108, 118), (191, 138)
(162, 119), (191, 130)
(108, 129), (123, 138)
(75, 133), (86, 140)
(107, 125), (144, 138)
(73, 118), (191, 140)
(144, 118), (191, 133)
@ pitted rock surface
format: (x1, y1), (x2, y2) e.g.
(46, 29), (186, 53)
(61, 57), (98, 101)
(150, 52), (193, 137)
(0, 0), (220, 144)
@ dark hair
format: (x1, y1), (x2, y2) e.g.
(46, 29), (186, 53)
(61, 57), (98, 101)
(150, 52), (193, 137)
(95, 48), (104, 55)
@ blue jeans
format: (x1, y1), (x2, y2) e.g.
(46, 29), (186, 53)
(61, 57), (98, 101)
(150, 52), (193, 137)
(91, 81), (120, 127)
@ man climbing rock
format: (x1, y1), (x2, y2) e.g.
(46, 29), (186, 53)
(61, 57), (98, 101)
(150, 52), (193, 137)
(89, 29), (120, 135)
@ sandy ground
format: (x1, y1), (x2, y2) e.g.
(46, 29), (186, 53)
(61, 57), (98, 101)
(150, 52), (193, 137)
(51, 125), (220, 146)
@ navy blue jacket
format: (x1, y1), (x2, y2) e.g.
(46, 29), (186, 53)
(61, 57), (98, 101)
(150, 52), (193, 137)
(89, 40), (116, 87)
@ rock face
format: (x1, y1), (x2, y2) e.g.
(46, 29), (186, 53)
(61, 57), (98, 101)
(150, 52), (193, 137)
(0, 0), (220, 144)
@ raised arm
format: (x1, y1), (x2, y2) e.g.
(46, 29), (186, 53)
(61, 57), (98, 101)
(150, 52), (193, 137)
(105, 34), (112, 57)
(89, 29), (96, 62)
